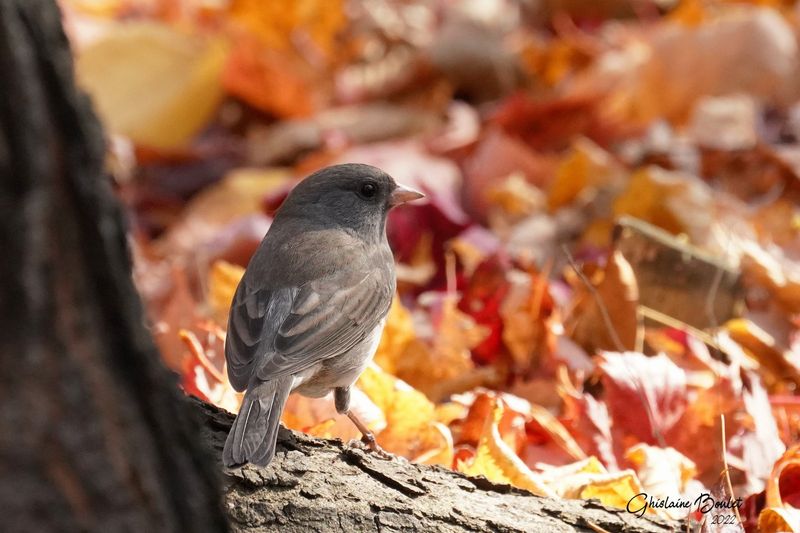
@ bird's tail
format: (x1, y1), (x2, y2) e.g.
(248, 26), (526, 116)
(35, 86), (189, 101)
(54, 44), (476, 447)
(223, 376), (293, 467)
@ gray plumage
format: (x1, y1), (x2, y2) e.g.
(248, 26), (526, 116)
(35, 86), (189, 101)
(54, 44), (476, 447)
(223, 163), (421, 467)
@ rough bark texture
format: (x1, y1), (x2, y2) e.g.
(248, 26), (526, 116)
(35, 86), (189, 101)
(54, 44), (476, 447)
(194, 399), (678, 533)
(0, 1), (228, 531)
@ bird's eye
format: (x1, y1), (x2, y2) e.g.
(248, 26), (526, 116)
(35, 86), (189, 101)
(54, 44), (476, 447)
(359, 182), (377, 199)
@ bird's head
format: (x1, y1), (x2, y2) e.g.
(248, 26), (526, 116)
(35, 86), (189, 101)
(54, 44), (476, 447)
(275, 163), (424, 242)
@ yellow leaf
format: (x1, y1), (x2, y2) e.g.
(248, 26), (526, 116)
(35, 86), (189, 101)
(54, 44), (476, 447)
(726, 318), (800, 385)
(613, 166), (713, 242)
(760, 508), (800, 533)
(541, 457), (654, 514)
(372, 297), (416, 376)
(208, 260), (245, 325)
(548, 137), (622, 210)
(64, 0), (124, 17)
(379, 295), (491, 402)
(457, 398), (556, 498)
(578, 470), (652, 514)
(357, 364), (453, 465)
(538, 456), (608, 491)
(486, 172), (544, 221)
(76, 22), (226, 148)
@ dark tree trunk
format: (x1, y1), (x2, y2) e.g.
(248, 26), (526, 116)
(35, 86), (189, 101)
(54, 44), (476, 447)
(0, 1), (228, 531)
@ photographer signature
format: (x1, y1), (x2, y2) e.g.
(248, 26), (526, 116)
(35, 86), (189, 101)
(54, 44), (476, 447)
(626, 492), (743, 519)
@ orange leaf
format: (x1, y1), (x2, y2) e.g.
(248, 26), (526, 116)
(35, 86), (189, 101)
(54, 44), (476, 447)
(456, 397), (556, 497)
(223, 35), (317, 117)
(566, 249), (640, 353)
(760, 445), (800, 532)
(227, 0), (345, 60)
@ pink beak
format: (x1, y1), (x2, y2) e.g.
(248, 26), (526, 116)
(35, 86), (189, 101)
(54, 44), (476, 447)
(388, 184), (424, 207)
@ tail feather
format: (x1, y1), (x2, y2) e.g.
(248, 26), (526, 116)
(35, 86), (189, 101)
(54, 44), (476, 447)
(223, 376), (293, 467)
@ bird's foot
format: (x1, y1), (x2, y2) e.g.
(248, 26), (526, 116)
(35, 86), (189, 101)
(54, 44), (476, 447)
(345, 409), (394, 460)
(346, 434), (394, 461)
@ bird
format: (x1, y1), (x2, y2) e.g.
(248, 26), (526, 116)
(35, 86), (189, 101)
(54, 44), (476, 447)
(222, 163), (424, 467)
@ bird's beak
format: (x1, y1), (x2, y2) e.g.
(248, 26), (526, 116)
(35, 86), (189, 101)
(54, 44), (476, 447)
(388, 184), (425, 207)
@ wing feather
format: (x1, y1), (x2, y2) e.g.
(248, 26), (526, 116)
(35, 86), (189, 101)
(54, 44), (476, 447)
(225, 262), (393, 390)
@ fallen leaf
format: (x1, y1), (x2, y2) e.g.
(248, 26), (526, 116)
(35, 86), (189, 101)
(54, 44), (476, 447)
(548, 137), (624, 211)
(282, 387), (385, 443)
(178, 326), (241, 413)
(577, 469), (654, 516)
(688, 94), (758, 151)
(566, 249), (640, 353)
(223, 33), (318, 118)
(759, 446), (800, 533)
(357, 364), (453, 465)
(613, 166), (714, 244)
(76, 22), (227, 148)
(538, 455), (607, 493)
(463, 127), (556, 222)
(540, 456), (656, 517)
(456, 397), (556, 497)
(726, 318), (800, 388)
(625, 444), (697, 519)
(728, 372), (786, 496)
(458, 254), (511, 365)
(527, 403), (587, 463)
(560, 381), (619, 471)
(500, 268), (556, 376)
(599, 351), (688, 446)
(392, 294), (491, 402)
(645, 7), (798, 121)
(227, 0), (345, 60)
(208, 260), (245, 325)
(740, 239), (800, 315)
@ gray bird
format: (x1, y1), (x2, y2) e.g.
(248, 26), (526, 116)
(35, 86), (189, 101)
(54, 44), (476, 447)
(222, 163), (424, 467)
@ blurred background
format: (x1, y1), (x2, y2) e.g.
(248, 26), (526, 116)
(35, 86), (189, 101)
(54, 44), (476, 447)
(62, 0), (799, 528)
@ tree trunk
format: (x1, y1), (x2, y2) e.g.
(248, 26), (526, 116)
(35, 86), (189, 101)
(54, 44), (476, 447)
(0, 2), (679, 532)
(0, 1), (227, 531)
(192, 399), (677, 533)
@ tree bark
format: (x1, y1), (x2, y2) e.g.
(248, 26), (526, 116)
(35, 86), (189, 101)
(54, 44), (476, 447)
(192, 399), (677, 533)
(0, 1), (227, 531)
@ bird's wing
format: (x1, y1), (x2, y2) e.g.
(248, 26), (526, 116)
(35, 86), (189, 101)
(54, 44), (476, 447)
(225, 264), (393, 391)
(225, 283), (296, 391)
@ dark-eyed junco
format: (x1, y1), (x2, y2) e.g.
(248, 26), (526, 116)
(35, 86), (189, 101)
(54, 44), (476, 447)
(223, 163), (424, 467)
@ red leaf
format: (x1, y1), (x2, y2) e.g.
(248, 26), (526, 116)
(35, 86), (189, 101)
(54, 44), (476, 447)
(599, 351), (688, 444)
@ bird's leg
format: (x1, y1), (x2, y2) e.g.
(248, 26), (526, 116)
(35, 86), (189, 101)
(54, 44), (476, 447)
(334, 386), (382, 453)
(346, 410), (379, 449)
